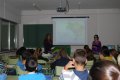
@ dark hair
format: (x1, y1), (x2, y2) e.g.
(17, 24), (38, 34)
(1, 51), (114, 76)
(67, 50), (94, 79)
(109, 49), (116, 54)
(73, 49), (87, 65)
(94, 34), (99, 38)
(90, 60), (120, 80)
(25, 57), (38, 72)
(16, 47), (26, 56)
(21, 50), (31, 60)
(101, 46), (110, 56)
(44, 33), (52, 41)
(84, 45), (90, 50)
(84, 45), (91, 53)
(59, 48), (68, 58)
(87, 50), (94, 61)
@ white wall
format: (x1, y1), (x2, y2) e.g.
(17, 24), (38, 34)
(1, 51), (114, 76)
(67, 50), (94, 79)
(0, 0), (21, 23)
(20, 9), (120, 53)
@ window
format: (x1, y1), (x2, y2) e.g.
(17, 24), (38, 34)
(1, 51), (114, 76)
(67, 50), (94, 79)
(1, 20), (9, 51)
(10, 22), (17, 50)
(0, 19), (17, 51)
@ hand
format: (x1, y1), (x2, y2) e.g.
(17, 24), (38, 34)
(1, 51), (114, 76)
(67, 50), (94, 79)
(64, 61), (75, 70)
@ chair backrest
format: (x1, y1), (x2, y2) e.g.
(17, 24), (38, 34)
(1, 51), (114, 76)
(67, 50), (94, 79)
(85, 60), (94, 70)
(15, 65), (27, 75)
(55, 66), (64, 76)
(8, 57), (18, 65)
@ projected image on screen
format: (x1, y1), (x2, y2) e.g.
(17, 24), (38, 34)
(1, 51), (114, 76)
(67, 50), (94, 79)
(52, 17), (88, 45)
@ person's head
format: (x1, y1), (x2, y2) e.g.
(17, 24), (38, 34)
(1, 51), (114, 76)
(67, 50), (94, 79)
(21, 50), (32, 64)
(35, 48), (42, 53)
(90, 60), (120, 80)
(73, 49), (87, 67)
(94, 34), (99, 41)
(45, 33), (52, 41)
(87, 50), (94, 61)
(59, 48), (68, 58)
(25, 57), (38, 72)
(109, 49), (117, 57)
(101, 46), (110, 57)
(84, 45), (91, 53)
(16, 46), (26, 57)
(34, 48), (42, 58)
(35, 48), (42, 54)
(84, 45), (90, 50)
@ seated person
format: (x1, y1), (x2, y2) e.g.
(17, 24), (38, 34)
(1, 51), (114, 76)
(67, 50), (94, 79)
(84, 45), (96, 62)
(0, 61), (7, 80)
(16, 47), (26, 71)
(16, 46), (26, 58)
(109, 49), (118, 63)
(33, 48), (49, 62)
(18, 57), (46, 80)
(17, 50), (42, 72)
(51, 48), (70, 70)
(59, 49), (89, 80)
(84, 45), (91, 53)
(90, 60), (120, 80)
(99, 46), (113, 61)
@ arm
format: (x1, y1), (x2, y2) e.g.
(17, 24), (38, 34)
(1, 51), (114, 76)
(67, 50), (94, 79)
(59, 61), (75, 80)
(64, 61), (75, 70)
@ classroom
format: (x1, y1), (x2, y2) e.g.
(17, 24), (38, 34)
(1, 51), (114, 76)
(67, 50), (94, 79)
(0, 0), (120, 80)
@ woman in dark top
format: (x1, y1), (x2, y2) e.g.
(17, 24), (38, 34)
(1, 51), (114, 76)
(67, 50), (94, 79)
(43, 33), (53, 54)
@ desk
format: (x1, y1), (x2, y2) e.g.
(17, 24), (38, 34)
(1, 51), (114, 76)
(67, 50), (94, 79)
(7, 75), (18, 80)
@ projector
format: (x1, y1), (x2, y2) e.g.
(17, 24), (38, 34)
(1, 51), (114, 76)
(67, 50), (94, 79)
(57, 7), (66, 12)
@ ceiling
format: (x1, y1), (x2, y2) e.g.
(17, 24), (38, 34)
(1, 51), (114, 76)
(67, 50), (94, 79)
(6, 0), (120, 11)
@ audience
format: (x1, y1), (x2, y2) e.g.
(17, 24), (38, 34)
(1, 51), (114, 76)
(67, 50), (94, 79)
(12, 39), (120, 80)
(18, 57), (46, 80)
(59, 49), (89, 80)
(90, 60), (120, 80)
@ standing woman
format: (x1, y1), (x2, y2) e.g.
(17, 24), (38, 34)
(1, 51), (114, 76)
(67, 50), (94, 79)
(43, 33), (53, 54)
(92, 35), (102, 54)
